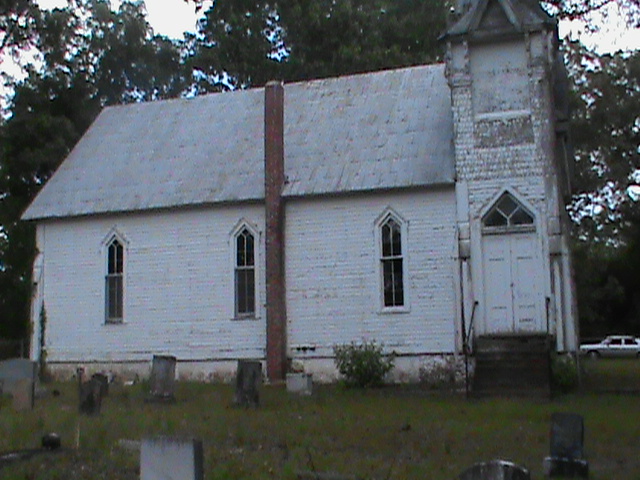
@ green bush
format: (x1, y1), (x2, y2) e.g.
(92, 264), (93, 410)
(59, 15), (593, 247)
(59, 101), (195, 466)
(551, 353), (579, 393)
(333, 341), (395, 388)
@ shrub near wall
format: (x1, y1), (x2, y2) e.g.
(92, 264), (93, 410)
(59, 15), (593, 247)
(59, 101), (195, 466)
(333, 341), (395, 388)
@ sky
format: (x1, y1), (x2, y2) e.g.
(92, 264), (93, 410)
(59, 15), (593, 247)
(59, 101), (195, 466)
(37, 0), (210, 39)
(36, 0), (638, 52)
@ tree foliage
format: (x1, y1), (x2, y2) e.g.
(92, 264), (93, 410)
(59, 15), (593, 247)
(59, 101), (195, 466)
(0, 0), (40, 59)
(566, 42), (640, 337)
(0, 0), (186, 339)
(187, 0), (447, 91)
(567, 42), (639, 244)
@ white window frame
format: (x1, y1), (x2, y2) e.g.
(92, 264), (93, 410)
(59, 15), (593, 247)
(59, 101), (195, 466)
(480, 188), (537, 235)
(102, 228), (128, 325)
(375, 208), (410, 313)
(230, 220), (261, 320)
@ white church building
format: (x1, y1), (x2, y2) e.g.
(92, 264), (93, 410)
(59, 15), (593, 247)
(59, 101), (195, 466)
(23, 0), (578, 384)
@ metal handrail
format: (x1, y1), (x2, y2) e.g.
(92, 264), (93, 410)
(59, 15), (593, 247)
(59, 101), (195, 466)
(466, 301), (479, 354)
(464, 300), (479, 397)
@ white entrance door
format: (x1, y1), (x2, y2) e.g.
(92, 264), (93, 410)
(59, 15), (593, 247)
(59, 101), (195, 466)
(483, 233), (544, 334)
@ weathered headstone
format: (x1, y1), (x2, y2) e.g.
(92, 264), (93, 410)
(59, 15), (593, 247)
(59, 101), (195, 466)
(91, 373), (109, 397)
(140, 437), (203, 480)
(0, 359), (37, 410)
(234, 360), (261, 407)
(286, 372), (313, 396)
(10, 378), (34, 411)
(543, 412), (589, 478)
(550, 412), (584, 458)
(458, 460), (531, 480)
(148, 355), (176, 401)
(78, 377), (102, 415)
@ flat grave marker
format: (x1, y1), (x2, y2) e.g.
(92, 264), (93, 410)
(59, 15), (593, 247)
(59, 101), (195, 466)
(140, 437), (203, 480)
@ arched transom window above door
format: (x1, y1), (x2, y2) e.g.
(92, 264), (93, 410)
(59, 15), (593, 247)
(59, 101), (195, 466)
(482, 192), (535, 232)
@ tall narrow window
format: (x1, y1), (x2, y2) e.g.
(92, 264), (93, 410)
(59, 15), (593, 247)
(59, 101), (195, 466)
(235, 228), (255, 317)
(106, 237), (124, 323)
(381, 217), (404, 308)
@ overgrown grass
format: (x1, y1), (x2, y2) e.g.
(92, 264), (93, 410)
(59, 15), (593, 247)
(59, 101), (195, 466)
(580, 356), (640, 392)
(1, 362), (639, 479)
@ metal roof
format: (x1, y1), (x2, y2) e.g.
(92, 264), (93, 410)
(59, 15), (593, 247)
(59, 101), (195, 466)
(22, 63), (455, 221)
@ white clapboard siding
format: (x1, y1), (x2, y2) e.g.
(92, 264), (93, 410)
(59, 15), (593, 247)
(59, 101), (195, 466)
(285, 189), (458, 357)
(38, 205), (266, 363)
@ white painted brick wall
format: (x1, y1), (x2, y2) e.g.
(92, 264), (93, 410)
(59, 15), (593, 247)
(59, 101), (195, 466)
(447, 31), (575, 341)
(37, 205), (266, 364)
(285, 189), (459, 358)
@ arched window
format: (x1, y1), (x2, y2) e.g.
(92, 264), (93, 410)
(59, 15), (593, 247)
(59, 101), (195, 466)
(235, 227), (256, 317)
(380, 215), (404, 308)
(483, 192), (534, 230)
(105, 237), (124, 323)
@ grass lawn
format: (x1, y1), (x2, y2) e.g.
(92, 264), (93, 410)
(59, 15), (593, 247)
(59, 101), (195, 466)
(1, 360), (639, 479)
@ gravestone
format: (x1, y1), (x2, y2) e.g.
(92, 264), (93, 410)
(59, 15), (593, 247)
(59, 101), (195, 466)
(234, 360), (261, 407)
(0, 359), (37, 411)
(10, 378), (34, 411)
(458, 460), (531, 480)
(148, 355), (176, 401)
(543, 413), (589, 478)
(78, 376), (103, 415)
(140, 437), (203, 480)
(91, 373), (109, 397)
(286, 373), (313, 395)
(550, 412), (584, 458)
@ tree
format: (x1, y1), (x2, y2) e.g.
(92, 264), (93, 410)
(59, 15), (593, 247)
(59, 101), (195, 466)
(187, 0), (447, 92)
(566, 42), (640, 337)
(0, 0), (40, 58)
(567, 43), (639, 245)
(279, 0), (446, 81)
(0, 0), (186, 340)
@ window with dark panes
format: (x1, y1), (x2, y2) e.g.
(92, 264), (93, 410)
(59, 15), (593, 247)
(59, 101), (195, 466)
(105, 238), (124, 323)
(483, 192), (534, 229)
(381, 217), (404, 307)
(235, 228), (255, 317)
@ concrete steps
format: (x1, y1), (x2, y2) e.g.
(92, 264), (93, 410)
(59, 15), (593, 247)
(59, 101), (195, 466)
(472, 334), (552, 399)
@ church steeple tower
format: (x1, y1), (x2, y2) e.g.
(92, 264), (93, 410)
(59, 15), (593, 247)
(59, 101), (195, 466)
(443, 0), (578, 350)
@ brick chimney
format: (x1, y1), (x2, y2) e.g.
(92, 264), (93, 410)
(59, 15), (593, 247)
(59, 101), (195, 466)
(264, 81), (287, 382)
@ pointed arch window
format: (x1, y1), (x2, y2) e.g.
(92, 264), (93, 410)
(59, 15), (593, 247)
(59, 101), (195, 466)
(105, 237), (124, 323)
(235, 227), (256, 317)
(380, 216), (405, 308)
(483, 192), (534, 231)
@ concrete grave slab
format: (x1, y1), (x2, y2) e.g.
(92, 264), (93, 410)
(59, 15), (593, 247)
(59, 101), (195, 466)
(10, 378), (34, 411)
(543, 457), (589, 478)
(141, 437), (203, 480)
(543, 412), (589, 478)
(286, 373), (313, 395)
(458, 459), (531, 480)
(0, 359), (37, 383)
(0, 359), (37, 411)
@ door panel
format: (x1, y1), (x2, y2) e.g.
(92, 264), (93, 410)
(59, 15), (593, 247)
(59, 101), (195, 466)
(483, 233), (543, 334)
(483, 236), (514, 333)
(512, 236), (541, 331)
